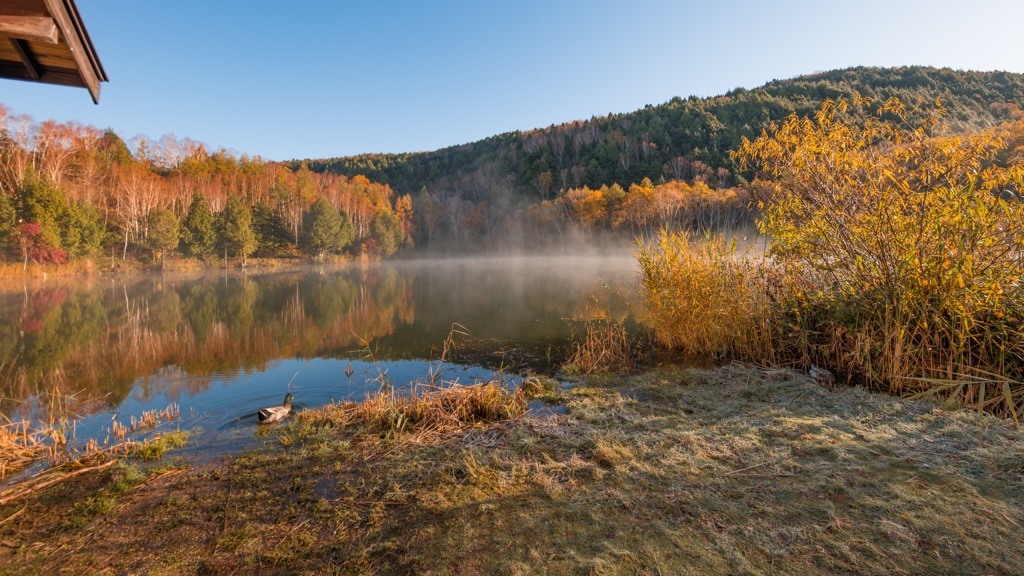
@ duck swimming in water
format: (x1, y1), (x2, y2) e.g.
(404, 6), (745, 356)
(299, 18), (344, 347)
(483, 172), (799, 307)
(258, 393), (293, 423)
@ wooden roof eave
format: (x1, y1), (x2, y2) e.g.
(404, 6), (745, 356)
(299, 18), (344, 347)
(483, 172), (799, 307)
(0, 0), (106, 103)
(43, 0), (104, 103)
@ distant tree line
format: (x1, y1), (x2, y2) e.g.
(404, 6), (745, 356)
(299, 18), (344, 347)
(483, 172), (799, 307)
(408, 177), (755, 251)
(0, 104), (412, 268)
(5, 66), (1024, 265)
(294, 66), (1024, 248)
(299, 67), (1024, 198)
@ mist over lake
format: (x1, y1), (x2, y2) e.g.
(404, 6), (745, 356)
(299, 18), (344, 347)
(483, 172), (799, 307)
(0, 254), (638, 460)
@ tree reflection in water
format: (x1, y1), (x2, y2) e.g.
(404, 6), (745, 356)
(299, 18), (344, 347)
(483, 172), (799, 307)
(0, 256), (637, 443)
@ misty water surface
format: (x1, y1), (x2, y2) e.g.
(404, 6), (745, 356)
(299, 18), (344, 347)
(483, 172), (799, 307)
(0, 255), (638, 459)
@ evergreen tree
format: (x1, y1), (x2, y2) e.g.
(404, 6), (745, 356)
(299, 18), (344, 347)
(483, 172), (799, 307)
(369, 210), (403, 257)
(0, 191), (15, 248)
(60, 201), (104, 258)
(217, 195), (257, 265)
(180, 195), (216, 257)
(301, 197), (345, 260)
(146, 207), (179, 268)
(338, 208), (356, 252)
(251, 202), (291, 255)
(100, 129), (133, 165)
(14, 172), (66, 251)
(13, 171), (102, 258)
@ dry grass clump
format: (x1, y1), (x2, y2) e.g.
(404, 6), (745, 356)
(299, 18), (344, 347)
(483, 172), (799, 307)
(1, 402), (182, 482)
(0, 421), (68, 479)
(0, 429), (189, 508)
(637, 231), (781, 363)
(563, 319), (646, 375)
(109, 403), (180, 442)
(0, 258), (101, 279)
(300, 379), (528, 436)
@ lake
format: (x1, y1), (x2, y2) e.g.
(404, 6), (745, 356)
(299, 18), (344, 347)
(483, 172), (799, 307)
(0, 254), (639, 462)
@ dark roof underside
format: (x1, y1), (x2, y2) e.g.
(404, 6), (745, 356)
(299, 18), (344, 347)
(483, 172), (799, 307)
(0, 0), (107, 103)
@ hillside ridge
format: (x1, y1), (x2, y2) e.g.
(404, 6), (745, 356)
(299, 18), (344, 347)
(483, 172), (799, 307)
(294, 66), (1024, 198)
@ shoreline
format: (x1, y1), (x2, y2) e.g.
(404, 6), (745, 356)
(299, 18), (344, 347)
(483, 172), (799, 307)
(1, 364), (1021, 574)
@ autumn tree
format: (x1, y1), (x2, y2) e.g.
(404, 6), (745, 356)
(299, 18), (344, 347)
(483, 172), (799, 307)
(615, 180), (656, 235)
(289, 164), (318, 243)
(34, 120), (78, 188)
(651, 180), (686, 229)
(393, 194), (414, 241)
(559, 186), (606, 231)
(532, 170), (553, 199)
(0, 109), (34, 192)
(11, 223), (65, 271)
(601, 183), (626, 224)
(111, 162), (162, 258)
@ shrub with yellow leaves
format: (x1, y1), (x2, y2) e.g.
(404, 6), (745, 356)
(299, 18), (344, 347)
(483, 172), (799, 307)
(640, 95), (1024, 420)
(735, 96), (1024, 417)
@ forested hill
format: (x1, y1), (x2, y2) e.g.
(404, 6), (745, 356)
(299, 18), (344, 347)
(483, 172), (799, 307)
(294, 66), (1024, 199)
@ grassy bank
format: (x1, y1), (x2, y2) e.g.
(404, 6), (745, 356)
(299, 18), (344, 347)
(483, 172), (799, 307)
(0, 365), (1022, 574)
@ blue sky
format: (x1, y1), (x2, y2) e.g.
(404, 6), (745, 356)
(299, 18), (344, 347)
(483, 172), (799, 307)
(3, 0), (1023, 161)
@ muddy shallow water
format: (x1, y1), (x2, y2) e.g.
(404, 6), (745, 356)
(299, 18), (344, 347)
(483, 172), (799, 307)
(0, 255), (638, 461)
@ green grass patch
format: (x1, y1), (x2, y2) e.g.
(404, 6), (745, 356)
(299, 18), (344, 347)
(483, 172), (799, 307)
(132, 430), (191, 461)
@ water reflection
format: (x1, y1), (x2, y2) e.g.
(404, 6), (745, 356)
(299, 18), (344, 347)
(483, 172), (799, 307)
(0, 256), (637, 445)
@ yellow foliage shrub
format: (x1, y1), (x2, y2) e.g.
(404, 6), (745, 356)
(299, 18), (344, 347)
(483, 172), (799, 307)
(734, 96), (1024, 415)
(640, 96), (1024, 418)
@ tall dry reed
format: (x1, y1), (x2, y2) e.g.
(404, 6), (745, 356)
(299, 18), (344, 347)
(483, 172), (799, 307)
(637, 231), (781, 364)
(564, 320), (644, 375)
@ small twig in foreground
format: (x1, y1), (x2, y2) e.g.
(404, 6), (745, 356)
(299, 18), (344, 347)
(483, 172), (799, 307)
(722, 461), (771, 476)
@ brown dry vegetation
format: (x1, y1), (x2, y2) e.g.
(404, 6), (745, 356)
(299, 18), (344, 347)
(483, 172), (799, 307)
(0, 366), (1022, 574)
(563, 320), (646, 376)
(301, 378), (533, 436)
(0, 402), (181, 482)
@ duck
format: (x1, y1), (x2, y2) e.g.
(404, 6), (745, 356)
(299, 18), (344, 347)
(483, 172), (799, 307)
(258, 393), (293, 423)
(809, 364), (836, 386)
